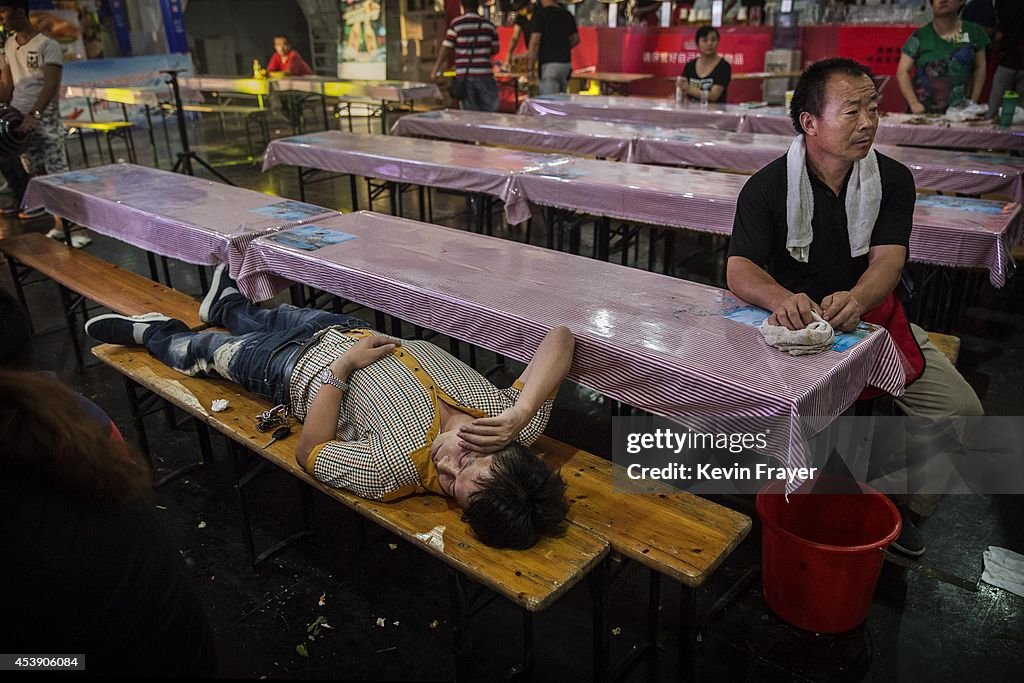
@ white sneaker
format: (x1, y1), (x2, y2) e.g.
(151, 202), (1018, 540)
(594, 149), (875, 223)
(70, 233), (92, 248)
(45, 226), (64, 240)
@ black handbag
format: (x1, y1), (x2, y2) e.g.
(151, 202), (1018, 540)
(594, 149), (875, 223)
(449, 77), (468, 101)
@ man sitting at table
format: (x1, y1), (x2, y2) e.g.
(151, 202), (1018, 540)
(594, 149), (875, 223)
(726, 57), (983, 556)
(267, 34), (314, 76)
(83, 266), (573, 550)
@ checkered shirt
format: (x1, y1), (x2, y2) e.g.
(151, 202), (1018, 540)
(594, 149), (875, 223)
(289, 328), (553, 501)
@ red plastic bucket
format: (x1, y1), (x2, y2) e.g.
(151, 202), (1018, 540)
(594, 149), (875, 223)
(756, 477), (901, 633)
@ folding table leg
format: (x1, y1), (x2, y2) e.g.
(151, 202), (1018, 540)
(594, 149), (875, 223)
(588, 556), (610, 683)
(122, 375), (152, 462)
(57, 284), (84, 371)
(679, 586), (697, 683)
(447, 567), (473, 681)
(508, 609), (534, 679)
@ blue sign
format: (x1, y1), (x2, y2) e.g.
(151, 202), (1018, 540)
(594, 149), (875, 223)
(107, 0), (132, 55)
(159, 0), (188, 54)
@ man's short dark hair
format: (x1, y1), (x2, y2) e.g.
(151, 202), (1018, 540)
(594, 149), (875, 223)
(695, 25), (719, 43)
(0, 289), (34, 370)
(462, 442), (568, 549)
(274, 34), (290, 42)
(461, 0), (481, 12)
(790, 57), (876, 135)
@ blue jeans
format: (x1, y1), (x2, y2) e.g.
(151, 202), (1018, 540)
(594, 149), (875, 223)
(143, 295), (368, 405)
(539, 63), (572, 96)
(460, 76), (499, 112)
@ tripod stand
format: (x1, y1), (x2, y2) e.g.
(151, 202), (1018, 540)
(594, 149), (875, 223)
(161, 69), (235, 185)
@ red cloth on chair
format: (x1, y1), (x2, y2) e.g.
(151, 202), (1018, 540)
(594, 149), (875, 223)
(857, 291), (925, 401)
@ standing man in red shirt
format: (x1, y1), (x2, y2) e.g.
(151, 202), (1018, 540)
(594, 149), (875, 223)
(431, 0), (499, 111)
(267, 34), (313, 76)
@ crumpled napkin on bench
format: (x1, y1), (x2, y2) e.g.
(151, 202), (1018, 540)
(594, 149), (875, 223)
(759, 312), (835, 356)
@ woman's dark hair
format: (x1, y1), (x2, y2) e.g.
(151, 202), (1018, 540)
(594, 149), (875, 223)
(695, 25), (720, 43)
(790, 57), (876, 134)
(0, 371), (150, 500)
(462, 442), (568, 549)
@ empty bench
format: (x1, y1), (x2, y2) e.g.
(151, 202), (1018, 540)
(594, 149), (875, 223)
(63, 119), (137, 166)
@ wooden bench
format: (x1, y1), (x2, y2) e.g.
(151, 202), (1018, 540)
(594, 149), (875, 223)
(0, 232), (203, 371)
(177, 103), (269, 154)
(537, 437), (751, 679)
(91, 342), (609, 680)
(91, 337), (750, 680)
(63, 119), (137, 166)
(1, 231), (214, 484)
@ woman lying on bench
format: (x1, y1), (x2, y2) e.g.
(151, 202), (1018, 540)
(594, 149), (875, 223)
(84, 265), (574, 550)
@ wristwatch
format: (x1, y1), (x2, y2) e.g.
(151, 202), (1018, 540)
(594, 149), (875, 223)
(317, 367), (349, 393)
(30, 110), (42, 120)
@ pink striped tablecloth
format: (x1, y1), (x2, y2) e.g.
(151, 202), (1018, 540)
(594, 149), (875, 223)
(519, 95), (748, 131)
(516, 158), (1022, 287)
(392, 109), (640, 160)
(22, 164), (337, 276)
(237, 211), (908, 487)
(740, 107), (1024, 151)
(396, 111), (1024, 203)
(630, 130), (1024, 203)
(261, 131), (573, 225)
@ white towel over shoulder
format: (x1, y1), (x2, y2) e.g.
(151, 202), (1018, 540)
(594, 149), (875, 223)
(785, 136), (881, 263)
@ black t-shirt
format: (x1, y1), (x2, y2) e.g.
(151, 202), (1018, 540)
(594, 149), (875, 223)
(515, 13), (532, 45)
(0, 475), (217, 676)
(681, 58), (732, 103)
(728, 151), (916, 305)
(530, 5), (578, 66)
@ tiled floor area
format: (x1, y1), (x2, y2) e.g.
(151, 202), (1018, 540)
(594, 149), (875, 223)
(1, 110), (1022, 681)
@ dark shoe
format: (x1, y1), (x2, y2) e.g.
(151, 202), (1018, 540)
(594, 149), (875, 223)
(0, 204), (20, 217)
(18, 206), (46, 220)
(199, 262), (240, 323)
(85, 312), (171, 345)
(891, 505), (926, 557)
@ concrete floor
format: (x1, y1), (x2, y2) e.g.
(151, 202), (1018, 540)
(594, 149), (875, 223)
(1, 110), (1022, 681)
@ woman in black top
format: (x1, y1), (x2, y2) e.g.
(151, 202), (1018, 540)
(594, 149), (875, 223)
(681, 25), (732, 103)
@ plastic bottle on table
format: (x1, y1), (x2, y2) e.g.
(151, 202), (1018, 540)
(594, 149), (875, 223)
(675, 77), (686, 106)
(700, 84), (709, 108)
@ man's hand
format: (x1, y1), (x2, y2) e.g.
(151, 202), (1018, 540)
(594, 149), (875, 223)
(17, 115), (40, 134)
(332, 335), (400, 376)
(909, 101), (926, 115)
(458, 405), (529, 454)
(821, 291), (863, 332)
(767, 293), (822, 331)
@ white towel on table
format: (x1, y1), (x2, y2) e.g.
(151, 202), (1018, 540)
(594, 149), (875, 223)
(982, 546), (1024, 598)
(759, 312), (835, 356)
(785, 136), (882, 263)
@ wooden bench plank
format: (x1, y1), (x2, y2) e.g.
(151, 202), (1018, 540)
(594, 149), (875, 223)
(181, 104), (266, 115)
(0, 233), (203, 328)
(91, 343), (609, 612)
(536, 437), (751, 587)
(62, 120), (135, 132)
